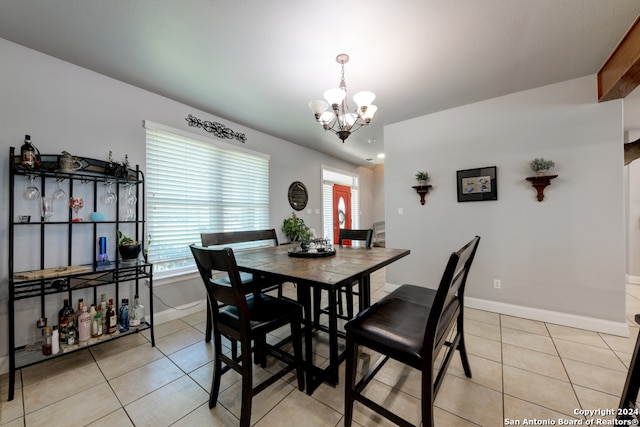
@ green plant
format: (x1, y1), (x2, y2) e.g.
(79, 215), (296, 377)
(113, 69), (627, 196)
(529, 158), (555, 172)
(117, 230), (140, 247)
(282, 212), (312, 241)
(415, 170), (429, 181)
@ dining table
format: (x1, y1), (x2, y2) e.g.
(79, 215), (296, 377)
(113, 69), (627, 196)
(233, 243), (410, 394)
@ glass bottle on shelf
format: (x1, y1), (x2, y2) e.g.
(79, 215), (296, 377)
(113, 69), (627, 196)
(118, 299), (129, 332)
(100, 294), (108, 333)
(74, 299), (84, 329)
(41, 326), (52, 356)
(130, 295), (141, 327)
(106, 299), (117, 334)
(65, 315), (77, 346)
(58, 298), (73, 343)
(20, 135), (38, 168)
(78, 305), (90, 342)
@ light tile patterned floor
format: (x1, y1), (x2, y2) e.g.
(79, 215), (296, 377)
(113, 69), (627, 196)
(1, 270), (638, 426)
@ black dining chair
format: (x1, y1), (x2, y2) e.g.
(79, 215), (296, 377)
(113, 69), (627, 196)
(344, 236), (480, 427)
(313, 228), (373, 325)
(190, 244), (305, 427)
(200, 229), (284, 342)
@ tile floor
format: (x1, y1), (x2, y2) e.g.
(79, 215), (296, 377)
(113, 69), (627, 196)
(1, 270), (639, 426)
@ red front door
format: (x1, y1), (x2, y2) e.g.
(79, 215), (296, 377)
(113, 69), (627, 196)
(332, 184), (352, 245)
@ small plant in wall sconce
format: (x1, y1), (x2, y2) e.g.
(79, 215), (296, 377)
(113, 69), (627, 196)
(529, 158), (555, 176)
(415, 170), (430, 185)
(412, 170), (432, 205)
(526, 158), (558, 202)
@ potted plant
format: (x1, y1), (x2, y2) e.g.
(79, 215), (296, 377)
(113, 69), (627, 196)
(282, 212), (312, 242)
(117, 230), (141, 261)
(415, 170), (430, 186)
(529, 158), (555, 176)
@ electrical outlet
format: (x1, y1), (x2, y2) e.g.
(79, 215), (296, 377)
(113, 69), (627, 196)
(493, 279), (501, 289)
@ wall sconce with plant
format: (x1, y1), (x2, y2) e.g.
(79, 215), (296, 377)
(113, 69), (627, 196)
(412, 170), (432, 205)
(526, 158), (558, 201)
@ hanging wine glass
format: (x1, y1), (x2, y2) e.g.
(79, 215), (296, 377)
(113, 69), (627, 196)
(41, 197), (54, 222)
(52, 179), (67, 201)
(24, 175), (40, 200)
(123, 184), (137, 205)
(103, 181), (117, 205)
(70, 197), (84, 222)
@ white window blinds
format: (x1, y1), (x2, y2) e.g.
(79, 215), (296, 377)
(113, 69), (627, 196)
(145, 121), (270, 275)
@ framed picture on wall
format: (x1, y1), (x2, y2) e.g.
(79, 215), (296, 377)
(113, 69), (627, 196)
(457, 166), (497, 202)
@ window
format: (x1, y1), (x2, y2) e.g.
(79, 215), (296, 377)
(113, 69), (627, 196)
(145, 121), (269, 276)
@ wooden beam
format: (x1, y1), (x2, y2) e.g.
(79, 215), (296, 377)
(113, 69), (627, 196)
(598, 15), (640, 102)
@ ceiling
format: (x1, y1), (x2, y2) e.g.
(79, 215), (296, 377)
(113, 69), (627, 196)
(1, 1), (640, 166)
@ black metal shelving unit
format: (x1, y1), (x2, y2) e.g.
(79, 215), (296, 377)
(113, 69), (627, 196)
(7, 147), (154, 400)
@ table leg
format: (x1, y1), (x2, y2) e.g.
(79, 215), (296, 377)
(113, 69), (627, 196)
(359, 275), (371, 311)
(296, 284), (315, 394)
(327, 287), (340, 385)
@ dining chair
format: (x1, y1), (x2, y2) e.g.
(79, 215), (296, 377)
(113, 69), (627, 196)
(344, 236), (480, 427)
(200, 229), (284, 342)
(190, 245), (305, 427)
(313, 228), (373, 325)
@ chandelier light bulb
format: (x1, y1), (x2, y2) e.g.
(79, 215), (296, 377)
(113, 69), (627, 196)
(324, 88), (346, 106)
(353, 91), (376, 109)
(308, 100), (329, 117)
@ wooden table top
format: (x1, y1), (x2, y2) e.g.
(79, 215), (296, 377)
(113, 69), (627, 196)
(233, 245), (410, 289)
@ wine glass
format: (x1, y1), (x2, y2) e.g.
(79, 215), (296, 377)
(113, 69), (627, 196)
(41, 197), (54, 222)
(103, 181), (117, 205)
(70, 197), (84, 222)
(24, 175), (40, 200)
(52, 179), (67, 201)
(123, 184), (137, 205)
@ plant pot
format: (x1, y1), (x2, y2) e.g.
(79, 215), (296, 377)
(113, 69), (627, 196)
(417, 180), (428, 186)
(536, 170), (548, 176)
(118, 244), (141, 261)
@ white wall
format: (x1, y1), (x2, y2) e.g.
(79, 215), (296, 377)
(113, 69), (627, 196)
(626, 129), (640, 282)
(384, 75), (626, 334)
(0, 38), (372, 372)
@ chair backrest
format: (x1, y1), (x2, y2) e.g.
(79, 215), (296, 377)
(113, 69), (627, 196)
(190, 244), (249, 322)
(201, 229), (279, 248)
(424, 236), (480, 356)
(338, 229), (373, 248)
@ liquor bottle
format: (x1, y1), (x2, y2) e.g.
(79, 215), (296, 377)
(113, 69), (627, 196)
(130, 295), (140, 327)
(65, 315), (77, 345)
(75, 298), (84, 328)
(118, 299), (129, 332)
(106, 299), (117, 334)
(100, 293), (108, 332)
(91, 305), (103, 338)
(58, 298), (73, 343)
(41, 326), (52, 356)
(78, 305), (90, 342)
(20, 135), (38, 168)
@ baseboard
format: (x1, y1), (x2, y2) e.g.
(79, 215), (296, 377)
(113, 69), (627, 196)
(627, 274), (640, 285)
(384, 283), (629, 337)
(465, 297), (629, 337)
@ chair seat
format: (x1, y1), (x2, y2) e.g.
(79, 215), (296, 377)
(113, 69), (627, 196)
(219, 293), (302, 337)
(345, 285), (456, 367)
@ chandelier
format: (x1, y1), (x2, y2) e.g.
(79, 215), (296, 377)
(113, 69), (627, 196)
(308, 54), (377, 142)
